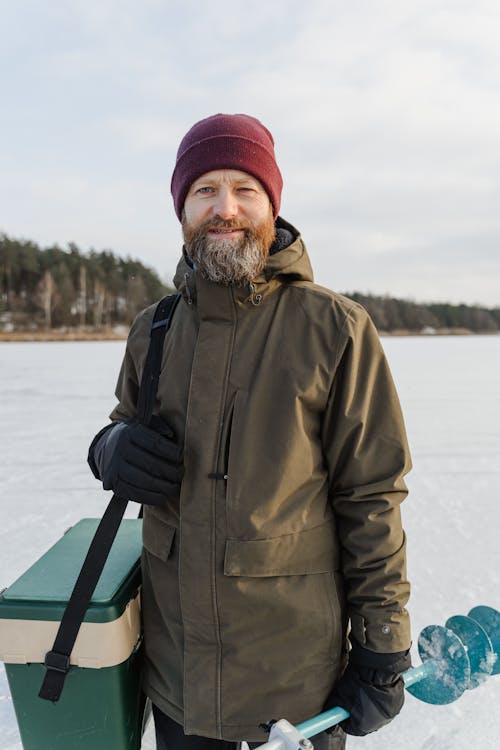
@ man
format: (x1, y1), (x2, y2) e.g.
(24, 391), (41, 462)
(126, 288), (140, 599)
(88, 114), (412, 749)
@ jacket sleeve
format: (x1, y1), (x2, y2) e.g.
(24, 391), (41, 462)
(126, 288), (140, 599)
(108, 310), (149, 422)
(88, 308), (152, 477)
(322, 302), (412, 653)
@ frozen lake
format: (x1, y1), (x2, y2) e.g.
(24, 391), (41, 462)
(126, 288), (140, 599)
(1, 336), (499, 749)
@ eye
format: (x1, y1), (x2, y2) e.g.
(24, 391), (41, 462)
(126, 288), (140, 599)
(196, 186), (214, 194)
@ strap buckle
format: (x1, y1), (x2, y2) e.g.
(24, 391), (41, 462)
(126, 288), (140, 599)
(44, 650), (71, 674)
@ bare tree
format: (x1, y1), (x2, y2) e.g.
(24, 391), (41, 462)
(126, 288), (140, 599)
(78, 264), (87, 326)
(39, 269), (54, 328)
(93, 278), (106, 327)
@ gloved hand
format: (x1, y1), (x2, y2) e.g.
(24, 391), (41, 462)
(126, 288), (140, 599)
(324, 639), (411, 736)
(88, 416), (183, 506)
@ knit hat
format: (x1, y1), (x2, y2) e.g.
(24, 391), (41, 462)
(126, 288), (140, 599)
(170, 113), (283, 220)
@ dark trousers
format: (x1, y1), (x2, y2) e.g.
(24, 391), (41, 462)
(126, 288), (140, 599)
(153, 704), (346, 750)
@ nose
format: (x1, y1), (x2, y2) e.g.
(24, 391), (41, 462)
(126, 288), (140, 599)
(212, 186), (238, 220)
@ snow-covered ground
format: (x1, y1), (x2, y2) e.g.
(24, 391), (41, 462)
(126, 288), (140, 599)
(1, 336), (499, 749)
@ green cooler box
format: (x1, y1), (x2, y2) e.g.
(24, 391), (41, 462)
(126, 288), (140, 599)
(0, 518), (147, 749)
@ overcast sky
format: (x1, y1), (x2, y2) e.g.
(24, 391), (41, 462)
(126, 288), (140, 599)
(2, 0), (500, 306)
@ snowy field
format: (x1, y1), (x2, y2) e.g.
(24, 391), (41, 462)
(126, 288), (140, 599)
(1, 336), (499, 749)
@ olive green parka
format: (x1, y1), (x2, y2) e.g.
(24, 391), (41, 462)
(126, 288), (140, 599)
(109, 218), (412, 742)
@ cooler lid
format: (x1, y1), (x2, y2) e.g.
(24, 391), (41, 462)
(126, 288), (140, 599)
(0, 518), (142, 623)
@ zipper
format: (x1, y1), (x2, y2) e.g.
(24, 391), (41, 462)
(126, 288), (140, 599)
(209, 286), (237, 734)
(208, 404), (233, 482)
(222, 402), (234, 479)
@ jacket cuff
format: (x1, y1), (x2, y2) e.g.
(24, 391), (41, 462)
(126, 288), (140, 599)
(87, 422), (118, 479)
(349, 638), (411, 673)
(350, 609), (411, 653)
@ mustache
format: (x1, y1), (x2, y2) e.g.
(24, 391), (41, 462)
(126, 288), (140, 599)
(197, 216), (252, 233)
(183, 215), (255, 247)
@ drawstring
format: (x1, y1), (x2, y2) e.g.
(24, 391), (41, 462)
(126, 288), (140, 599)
(248, 283), (262, 307)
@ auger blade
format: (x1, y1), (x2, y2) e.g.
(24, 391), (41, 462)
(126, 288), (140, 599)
(406, 625), (469, 704)
(467, 606), (500, 676)
(445, 615), (494, 688)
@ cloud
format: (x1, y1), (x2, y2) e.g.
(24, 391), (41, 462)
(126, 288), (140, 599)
(1, 1), (500, 306)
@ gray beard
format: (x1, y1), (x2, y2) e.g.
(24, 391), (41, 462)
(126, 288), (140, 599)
(187, 233), (267, 286)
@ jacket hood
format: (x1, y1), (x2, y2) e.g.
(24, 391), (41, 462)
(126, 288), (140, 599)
(173, 216), (314, 300)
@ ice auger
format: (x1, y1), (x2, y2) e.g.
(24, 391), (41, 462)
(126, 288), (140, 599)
(246, 605), (500, 750)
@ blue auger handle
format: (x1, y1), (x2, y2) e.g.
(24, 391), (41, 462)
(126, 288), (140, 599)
(296, 707), (349, 739)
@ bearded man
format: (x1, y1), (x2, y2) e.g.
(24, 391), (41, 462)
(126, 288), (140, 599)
(88, 114), (412, 750)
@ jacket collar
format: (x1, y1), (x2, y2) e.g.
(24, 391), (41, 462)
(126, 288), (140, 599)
(173, 217), (314, 310)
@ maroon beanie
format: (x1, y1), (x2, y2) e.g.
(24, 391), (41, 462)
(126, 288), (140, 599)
(170, 113), (283, 220)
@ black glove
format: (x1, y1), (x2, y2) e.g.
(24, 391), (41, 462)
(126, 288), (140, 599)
(88, 416), (183, 506)
(324, 640), (411, 736)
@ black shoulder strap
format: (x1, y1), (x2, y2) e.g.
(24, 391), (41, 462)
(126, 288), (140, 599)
(136, 294), (181, 423)
(39, 293), (181, 702)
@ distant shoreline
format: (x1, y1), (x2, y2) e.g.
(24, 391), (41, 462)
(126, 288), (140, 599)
(1, 327), (499, 342)
(0, 328), (128, 342)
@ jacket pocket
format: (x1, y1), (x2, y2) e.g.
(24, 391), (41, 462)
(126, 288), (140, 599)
(224, 390), (244, 509)
(223, 521), (338, 577)
(143, 510), (176, 562)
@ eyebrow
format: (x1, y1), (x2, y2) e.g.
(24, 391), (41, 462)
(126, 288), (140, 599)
(232, 177), (258, 185)
(192, 176), (260, 189)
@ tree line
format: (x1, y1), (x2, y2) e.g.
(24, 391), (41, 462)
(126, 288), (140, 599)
(1, 234), (499, 333)
(1, 234), (171, 329)
(347, 292), (500, 333)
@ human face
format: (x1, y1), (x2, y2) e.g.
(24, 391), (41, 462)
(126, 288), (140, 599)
(183, 169), (273, 238)
(182, 169), (275, 286)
